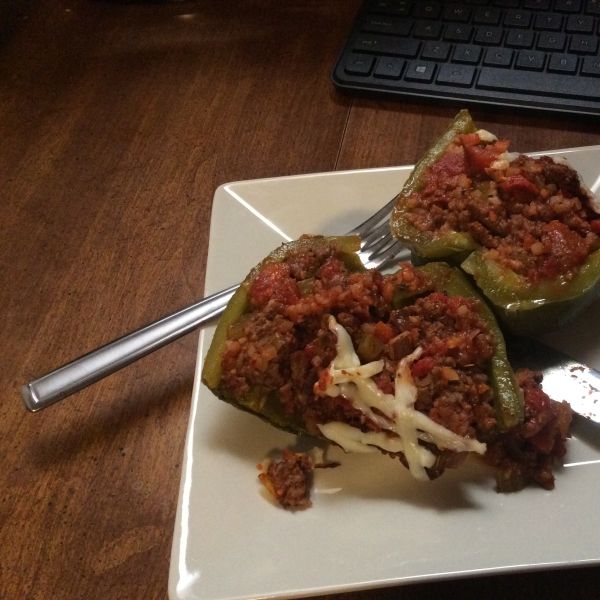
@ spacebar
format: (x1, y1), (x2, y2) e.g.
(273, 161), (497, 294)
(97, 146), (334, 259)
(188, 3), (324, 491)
(477, 68), (600, 100)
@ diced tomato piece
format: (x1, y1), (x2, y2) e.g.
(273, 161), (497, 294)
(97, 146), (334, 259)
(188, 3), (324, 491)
(522, 233), (537, 250)
(541, 220), (588, 275)
(493, 139), (510, 153)
(374, 321), (395, 343)
(249, 263), (300, 307)
(459, 133), (481, 147)
(463, 139), (510, 177)
(499, 175), (539, 199)
(411, 356), (436, 378)
(591, 219), (600, 234)
(525, 387), (551, 414)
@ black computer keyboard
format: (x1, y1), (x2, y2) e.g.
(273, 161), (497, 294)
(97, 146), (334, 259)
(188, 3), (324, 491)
(331, 0), (600, 117)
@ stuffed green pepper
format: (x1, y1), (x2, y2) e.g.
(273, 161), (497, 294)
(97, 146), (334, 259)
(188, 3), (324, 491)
(202, 236), (571, 492)
(390, 110), (600, 335)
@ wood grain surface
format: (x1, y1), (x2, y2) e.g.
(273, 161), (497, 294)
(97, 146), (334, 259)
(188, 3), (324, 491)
(1, 1), (599, 599)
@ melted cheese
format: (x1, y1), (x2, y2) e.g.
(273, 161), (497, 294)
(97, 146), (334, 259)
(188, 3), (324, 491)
(476, 129), (498, 143)
(316, 316), (486, 481)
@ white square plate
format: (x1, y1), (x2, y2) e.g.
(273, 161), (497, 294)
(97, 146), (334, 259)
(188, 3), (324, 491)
(169, 147), (600, 600)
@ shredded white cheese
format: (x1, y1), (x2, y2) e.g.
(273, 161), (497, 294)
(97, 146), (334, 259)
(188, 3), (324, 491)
(489, 151), (521, 171)
(501, 150), (520, 163)
(316, 316), (486, 481)
(476, 129), (498, 143)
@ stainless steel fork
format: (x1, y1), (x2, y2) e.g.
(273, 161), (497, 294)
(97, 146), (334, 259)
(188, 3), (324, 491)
(22, 194), (407, 411)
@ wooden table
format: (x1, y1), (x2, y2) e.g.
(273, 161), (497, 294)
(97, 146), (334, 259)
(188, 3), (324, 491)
(2, 1), (600, 598)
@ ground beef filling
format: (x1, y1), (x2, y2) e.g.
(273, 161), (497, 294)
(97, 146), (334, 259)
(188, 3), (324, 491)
(404, 134), (600, 284)
(258, 450), (314, 508)
(485, 368), (572, 491)
(220, 244), (570, 492)
(220, 248), (496, 462)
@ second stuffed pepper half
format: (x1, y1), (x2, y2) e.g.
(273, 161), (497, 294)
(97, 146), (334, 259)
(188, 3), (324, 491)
(390, 110), (600, 336)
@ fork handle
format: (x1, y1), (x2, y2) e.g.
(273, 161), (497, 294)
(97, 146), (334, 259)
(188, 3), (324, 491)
(21, 284), (239, 411)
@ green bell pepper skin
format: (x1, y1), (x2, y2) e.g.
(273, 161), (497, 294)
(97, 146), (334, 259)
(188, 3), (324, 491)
(416, 263), (524, 431)
(390, 109), (478, 263)
(201, 235), (363, 435)
(462, 247), (600, 336)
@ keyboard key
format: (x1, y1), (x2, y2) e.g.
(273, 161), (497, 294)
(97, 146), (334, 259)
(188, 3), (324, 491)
(566, 15), (595, 33)
(453, 43), (483, 63)
(582, 55), (600, 75)
(586, 0), (600, 16)
(484, 47), (514, 66)
(421, 41), (451, 61)
(414, 20), (443, 38)
(444, 23), (473, 41)
(413, 2), (442, 19)
(506, 29), (535, 47)
(524, 0), (551, 8)
(360, 16), (414, 36)
(570, 34), (599, 53)
(555, 0), (582, 12)
(493, 0), (519, 6)
(516, 49), (546, 69)
(374, 57), (406, 78)
(537, 31), (567, 51)
(477, 67), (600, 97)
(437, 64), (476, 86)
(365, 0), (412, 17)
(405, 60), (437, 82)
(534, 12), (563, 30)
(504, 10), (533, 28)
(345, 55), (375, 75)
(474, 7), (501, 25)
(443, 4), (472, 22)
(444, 4), (471, 23)
(475, 26), (504, 44)
(352, 34), (421, 57)
(365, 0), (411, 7)
(547, 52), (579, 72)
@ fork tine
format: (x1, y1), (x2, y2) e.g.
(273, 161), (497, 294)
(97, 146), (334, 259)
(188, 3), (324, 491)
(374, 247), (412, 270)
(363, 231), (397, 260)
(360, 239), (407, 269)
(347, 194), (399, 240)
(360, 220), (391, 250)
(345, 191), (409, 270)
